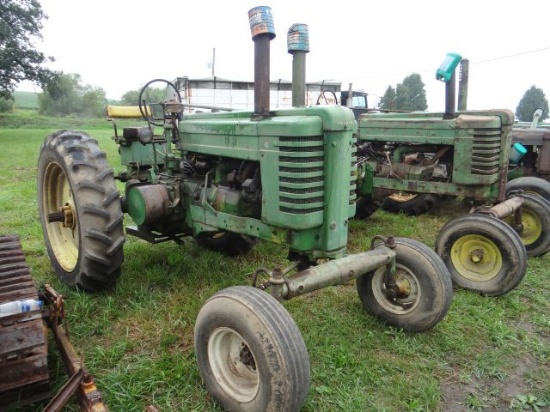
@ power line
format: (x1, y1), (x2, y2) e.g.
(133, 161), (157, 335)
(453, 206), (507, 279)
(345, 46), (550, 83)
(472, 46), (550, 64)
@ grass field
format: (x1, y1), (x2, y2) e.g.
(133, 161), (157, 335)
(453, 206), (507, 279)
(1, 114), (549, 411)
(13, 91), (39, 110)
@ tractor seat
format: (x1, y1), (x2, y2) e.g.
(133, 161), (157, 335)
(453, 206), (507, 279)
(105, 105), (153, 142)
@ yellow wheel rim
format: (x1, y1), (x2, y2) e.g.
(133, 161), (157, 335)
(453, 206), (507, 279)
(42, 162), (79, 271)
(450, 234), (502, 282)
(388, 192), (417, 203)
(504, 210), (542, 246)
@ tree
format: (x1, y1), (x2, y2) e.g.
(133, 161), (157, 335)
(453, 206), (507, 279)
(0, 0), (60, 99)
(38, 73), (106, 117)
(516, 85), (549, 122)
(395, 83), (411, 110)
(379, 86), (396, 110)
(121, 87), (171, 106)
(121, 90), (140, 106)
(0, 97), (14, 112)
(379, 74), (428, 111)
(401, 73), (427, 111)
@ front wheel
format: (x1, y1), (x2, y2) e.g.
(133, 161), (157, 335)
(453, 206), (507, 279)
(503, 193), (550, 257)
(435, 214), (527, 296)
(505, 176), (550, 201)
(356, 238), (453, 332)
(194, 286), (310, 412)
(37, 131), (125, 292)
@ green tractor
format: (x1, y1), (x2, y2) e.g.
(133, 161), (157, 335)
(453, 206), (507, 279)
(37, 8), (453, 412)
(349, 54), (550, 297)
(507, 108), (550, 194)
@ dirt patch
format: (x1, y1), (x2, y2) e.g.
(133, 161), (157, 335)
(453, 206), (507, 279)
(441, 354), (544, 411)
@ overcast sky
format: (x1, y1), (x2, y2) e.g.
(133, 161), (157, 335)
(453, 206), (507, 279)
(19, 0), (550, 113)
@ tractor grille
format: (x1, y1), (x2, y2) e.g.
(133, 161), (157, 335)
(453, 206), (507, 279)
(350, 141), (357, 205)
(471, 129), (502, 175)
(277, 136), (357, 215)
(278, 136), (325, 214)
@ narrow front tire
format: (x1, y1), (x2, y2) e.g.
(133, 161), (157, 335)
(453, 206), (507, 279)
(195, 286), (310, 412)
(356, 238), (453, 332)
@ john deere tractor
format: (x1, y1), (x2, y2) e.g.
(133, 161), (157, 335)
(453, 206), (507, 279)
(37, 7), (453, 412)
(347, 54), (550, 297)
(506, 108), (550, 197)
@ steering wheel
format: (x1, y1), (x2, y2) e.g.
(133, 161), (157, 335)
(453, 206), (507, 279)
(138, 79), (182, 127)
(316, 90), (339, 106)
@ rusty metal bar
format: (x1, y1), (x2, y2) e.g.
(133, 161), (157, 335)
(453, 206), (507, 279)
(43, 369), (85, 412)
(42, 285), (109, 412)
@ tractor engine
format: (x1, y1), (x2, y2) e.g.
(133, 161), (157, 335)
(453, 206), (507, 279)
(120, 149), (262, 236)
(356, 141), (451, 183)
(355, 109), (515, 202)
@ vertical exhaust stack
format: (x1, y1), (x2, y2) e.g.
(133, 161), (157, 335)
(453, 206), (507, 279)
(436, 53), (462, 119)
(287, 23), (310, 107)
(248, 6), (276, 118)
(444, 73), (456, 117)
(457, 58), (469, 111)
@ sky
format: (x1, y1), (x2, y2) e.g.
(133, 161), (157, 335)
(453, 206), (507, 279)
(18, 0), (550, 113)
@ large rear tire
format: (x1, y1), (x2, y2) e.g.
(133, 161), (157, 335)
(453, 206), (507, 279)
(356, 238), (453, 332)
(195, 286), (310, 412)
(381, 193), (440, 216)
(37, 131), (125, 292)
(435, 214), (527, 296)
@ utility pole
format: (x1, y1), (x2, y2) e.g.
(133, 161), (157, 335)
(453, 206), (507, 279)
(212, 48), (216, 77)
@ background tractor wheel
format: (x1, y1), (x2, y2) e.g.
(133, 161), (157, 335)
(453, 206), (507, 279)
(195, 231), (258, 256)
(503, 193), (550, 257)
(505, 176), (550, 201)
(381, 193), (440, 216)
(356, 238), (453, 332)
(435, 214), (527, 296)
(195, 286), (310, 412)
(37, 131), (125, 292)
(354, 196), (380, 219)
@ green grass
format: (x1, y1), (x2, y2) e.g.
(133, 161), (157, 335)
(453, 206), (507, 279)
(13, 91), (39, 110)
(1, 113), (549, 411)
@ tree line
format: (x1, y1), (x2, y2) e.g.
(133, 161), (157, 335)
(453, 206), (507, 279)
(1, 0), (548, 122)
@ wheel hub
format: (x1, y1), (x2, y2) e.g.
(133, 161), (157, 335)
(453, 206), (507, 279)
(469, 248), (483, 263)
(380, 268), (417, 311)
(47, 203), (76, 230)
(239, 344), (256, 370)
(394, 274), (412, 298)
(450, 234), (502, 281)
(208, 327), (259, 403)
